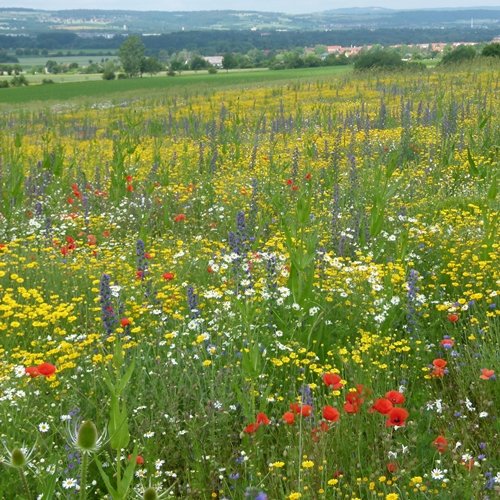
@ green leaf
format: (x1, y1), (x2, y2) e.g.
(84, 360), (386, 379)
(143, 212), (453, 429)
(118, 445), (138, 497)
(467, 148), (479, 177)
(95, 456), (119, 498)
(478, 113), (490, 130)
(116, 360), (135, 395)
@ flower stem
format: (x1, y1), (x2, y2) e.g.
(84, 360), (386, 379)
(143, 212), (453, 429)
(18, 468), (33, 500)
(79, 453), (89, 500)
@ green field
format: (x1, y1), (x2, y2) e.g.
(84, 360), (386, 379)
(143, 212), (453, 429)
(17, 54), (119, 70)
(0, 65), (352, 107)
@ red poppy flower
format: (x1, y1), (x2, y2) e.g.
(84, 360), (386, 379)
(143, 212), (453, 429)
(128, 454), (144, 465)
(87, 234), (97, 246)
(385, 407), (409, 427)
(447, 313), (459, 323)
(120, 318), (131, 327)
(125, 175), (133, 183)
(291, 185), (299, 191)
(243, 422), (260, 434)
(322, 372), (344, 390)
(480, 368), (495, 380)
(163, 272), (175, 280)
(126, 184), (133, 192)
(37, 363), (56, 376)
(285, 179), (293, 185)
(25, 366), (40, 378)
(370, 398), (393, 415)
(305, 172), (312, 181)
(322, 405), (340, 422)
(174, 214), (186, 222)
(433, 358), (447, 368)
(256, 412), (270, 425)
(433, 435), (448, 453)
(386, 462), (398, 473)
(344, 392), (363, 414)
(432, 367), (446, 378)
(385, 390), (405, 405)
(440, 338), (455, 349)
(37, 362), (56, 377)
(282, 412), (295, 425)
(299, 404), (312, 417)
(289, 403), (312, 417)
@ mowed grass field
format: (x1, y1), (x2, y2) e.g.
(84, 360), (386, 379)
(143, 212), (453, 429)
(0, 65), (352, 107)
(17, 54), (119, 70)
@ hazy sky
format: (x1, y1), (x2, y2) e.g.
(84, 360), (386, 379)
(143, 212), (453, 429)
(3, 1), (500, 14)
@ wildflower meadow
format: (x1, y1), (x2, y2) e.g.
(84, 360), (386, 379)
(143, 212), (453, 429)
(0, 62), (498, 499)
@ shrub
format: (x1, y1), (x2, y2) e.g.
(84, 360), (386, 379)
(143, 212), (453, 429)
(440, 45), (476, 65)
(354, 49), (403, 70)
(41, 78), (55, 84)
(102, 70), (116, 80)
(10, 75), (28, 87)
(0, 79), (9, 88)
(482, 43), (500, 58)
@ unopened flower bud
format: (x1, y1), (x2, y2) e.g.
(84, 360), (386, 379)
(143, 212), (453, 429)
(11, 448), (26, 468)
(143, 487), (158, 500)
(77, 420), (98, 452)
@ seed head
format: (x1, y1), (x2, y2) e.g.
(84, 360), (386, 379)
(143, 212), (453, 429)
(77, 421), (98, 451)
(11, 448), (26, 468)
(143, 487), (158, 500)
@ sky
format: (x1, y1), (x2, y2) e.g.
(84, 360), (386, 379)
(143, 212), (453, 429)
(3, 1), (500, 14)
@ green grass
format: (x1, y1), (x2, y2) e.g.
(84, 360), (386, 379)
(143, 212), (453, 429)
(0, 66), (352, 107)
(18, 54), (119, 70)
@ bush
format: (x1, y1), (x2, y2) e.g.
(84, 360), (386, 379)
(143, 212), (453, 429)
(0, 80), (9, 88)
(354, 49), (403, 70)
(117, 73), (128, 79)
(208, 66), (218, 74)
(41, 78), (55, 84)
(102, 70), (116, 80)
(440, 45), (476, 65)
(167, 69), (176, 77)
(482, 43), (500, 58)
(10, 75), (28, 87)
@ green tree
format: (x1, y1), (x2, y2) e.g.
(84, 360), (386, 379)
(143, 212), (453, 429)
(141, 57), (163, 76)
(354, 49), (403, 70)
(440, 45), (476, 65)
(222, 52), (238, 71)
(189, 55), (209, 72)
(482, 43), (500, 58)
(119, 35), (146, 77)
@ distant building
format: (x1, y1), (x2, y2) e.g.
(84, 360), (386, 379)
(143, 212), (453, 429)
(203, 56), (223, 68)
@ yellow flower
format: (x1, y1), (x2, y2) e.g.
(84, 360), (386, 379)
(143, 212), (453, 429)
(288, 493), (302, 500)
(386, 494), (399, 500)
(327, 479), (338, 486)
(269, 461), (285, 468)
(301, 460), (314, 468)
(202, 360), (212, 367)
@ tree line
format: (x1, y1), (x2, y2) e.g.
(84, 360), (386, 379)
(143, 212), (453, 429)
(0, 27), (497, 54)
